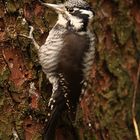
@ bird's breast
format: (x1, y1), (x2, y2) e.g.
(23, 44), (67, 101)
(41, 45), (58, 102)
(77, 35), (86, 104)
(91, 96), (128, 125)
(38, 23), (95, 82)
(38, 25), (66, 73)
(56, 31), (91, 78)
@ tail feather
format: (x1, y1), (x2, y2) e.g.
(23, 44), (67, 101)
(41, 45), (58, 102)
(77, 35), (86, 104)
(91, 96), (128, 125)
(43, 72), (81, 140)
(43, 73), (70, 140)
(43, 101), (66, 140)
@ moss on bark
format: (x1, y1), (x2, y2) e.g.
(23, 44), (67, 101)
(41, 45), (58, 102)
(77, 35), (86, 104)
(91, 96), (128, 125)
(0, 0), (140, 140)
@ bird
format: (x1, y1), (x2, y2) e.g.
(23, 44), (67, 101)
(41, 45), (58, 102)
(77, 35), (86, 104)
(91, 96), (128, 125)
(27, 0), (96, 139)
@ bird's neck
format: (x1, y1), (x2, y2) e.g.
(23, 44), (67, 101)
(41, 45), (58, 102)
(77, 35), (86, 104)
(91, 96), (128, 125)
(56, 14), (68, 28)
(56, 14), (84, 32)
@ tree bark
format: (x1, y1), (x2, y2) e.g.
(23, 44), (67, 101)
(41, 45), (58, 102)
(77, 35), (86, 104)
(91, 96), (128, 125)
(0, 0), (139, 140)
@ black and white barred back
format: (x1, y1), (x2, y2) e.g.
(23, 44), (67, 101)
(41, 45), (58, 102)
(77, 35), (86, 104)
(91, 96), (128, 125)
(38, 0), (95, 139)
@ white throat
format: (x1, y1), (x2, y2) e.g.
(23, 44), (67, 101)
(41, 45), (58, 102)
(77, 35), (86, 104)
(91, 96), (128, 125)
(56, 13), (83, 30)
(56, 14), (67, 27)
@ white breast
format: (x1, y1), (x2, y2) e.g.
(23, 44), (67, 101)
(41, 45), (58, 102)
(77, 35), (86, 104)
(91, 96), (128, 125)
(38, 25), (66, 73)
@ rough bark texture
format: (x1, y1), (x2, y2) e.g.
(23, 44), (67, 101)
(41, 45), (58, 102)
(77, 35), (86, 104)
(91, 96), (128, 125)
(0, 0), (140, 140)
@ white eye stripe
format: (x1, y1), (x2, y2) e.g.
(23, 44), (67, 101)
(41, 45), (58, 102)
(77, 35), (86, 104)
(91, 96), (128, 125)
(73, 8), (79, 11)
(79, 9), (93, 19)
(80, 9), (92, 14)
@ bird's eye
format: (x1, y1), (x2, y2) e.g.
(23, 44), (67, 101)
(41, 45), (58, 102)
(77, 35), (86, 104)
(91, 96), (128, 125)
(66, 7), (74, 13)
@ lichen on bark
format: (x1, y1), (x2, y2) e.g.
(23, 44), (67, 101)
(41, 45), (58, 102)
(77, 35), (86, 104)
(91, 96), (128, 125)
(0, 0), (140, 140)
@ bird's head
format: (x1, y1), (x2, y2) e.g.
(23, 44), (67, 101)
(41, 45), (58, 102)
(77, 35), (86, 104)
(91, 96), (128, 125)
(40, 0), (94, 31)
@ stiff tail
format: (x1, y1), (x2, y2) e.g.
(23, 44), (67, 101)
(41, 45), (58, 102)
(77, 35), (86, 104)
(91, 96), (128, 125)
(43, 73), (72, 140)
(43, 101), (65, 140)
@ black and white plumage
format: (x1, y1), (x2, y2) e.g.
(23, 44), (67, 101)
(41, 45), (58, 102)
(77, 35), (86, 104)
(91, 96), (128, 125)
(29, 0), (95, 139)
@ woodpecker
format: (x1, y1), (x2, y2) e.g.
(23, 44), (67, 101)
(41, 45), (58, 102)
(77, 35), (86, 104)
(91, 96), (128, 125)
(28, 0), (95, 139)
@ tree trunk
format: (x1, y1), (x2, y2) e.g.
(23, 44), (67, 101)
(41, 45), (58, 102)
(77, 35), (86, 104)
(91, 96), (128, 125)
(0, 0), (139, 140)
